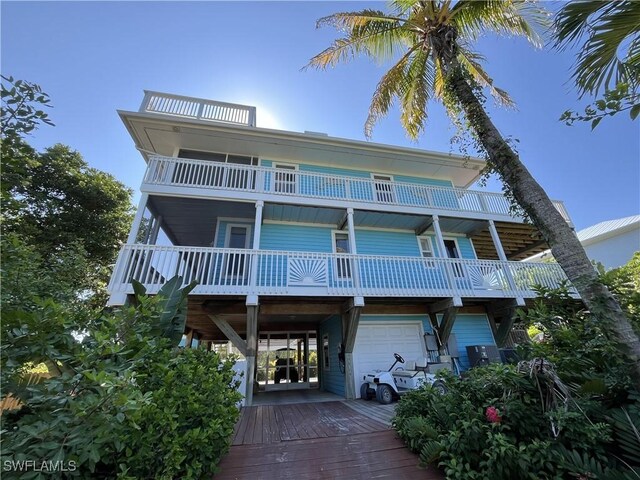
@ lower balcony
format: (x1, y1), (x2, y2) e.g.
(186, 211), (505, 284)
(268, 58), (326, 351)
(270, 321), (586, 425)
(107, 244), (576, 302)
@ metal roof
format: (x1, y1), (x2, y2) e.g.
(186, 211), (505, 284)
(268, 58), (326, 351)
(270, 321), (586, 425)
(577, 215), (640, 245)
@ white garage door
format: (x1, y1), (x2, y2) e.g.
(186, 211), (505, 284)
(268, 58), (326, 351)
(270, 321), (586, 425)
(352, 322), (426, 396)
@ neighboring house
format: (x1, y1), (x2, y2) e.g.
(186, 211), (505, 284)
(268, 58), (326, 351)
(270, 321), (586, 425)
(527, 215), (640, 270)
(577, 215), (640, 270)
(107, 91), (576, 405)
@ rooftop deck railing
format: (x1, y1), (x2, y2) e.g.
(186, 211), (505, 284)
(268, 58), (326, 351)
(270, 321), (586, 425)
(139, 91), (257, 127)
(143, 155), (572, 223)
(108, 244), (575, 299)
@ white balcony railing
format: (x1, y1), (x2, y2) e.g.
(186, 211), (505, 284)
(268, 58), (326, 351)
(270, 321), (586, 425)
(108, 244), (575, 299)
(143, 155), (572, 223)
(139, 91), (257, 127)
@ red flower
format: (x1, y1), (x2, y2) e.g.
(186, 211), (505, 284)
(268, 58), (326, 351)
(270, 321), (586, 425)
(486, 406), (502, 424)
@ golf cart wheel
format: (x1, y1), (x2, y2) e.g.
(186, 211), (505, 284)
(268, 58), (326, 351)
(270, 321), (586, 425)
(431, 380), (448, 395)
(360, 383), (372, 400)
(376, 385), (394, 404)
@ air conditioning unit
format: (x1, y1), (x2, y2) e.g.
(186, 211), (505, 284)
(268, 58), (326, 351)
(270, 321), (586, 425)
(466, 345), (501, 368)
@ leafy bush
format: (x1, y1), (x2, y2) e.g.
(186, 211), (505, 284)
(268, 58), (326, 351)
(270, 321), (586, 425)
(119, 348), (241, 479)
(393, 364), (639, 480)
(1, 277), (241, 479)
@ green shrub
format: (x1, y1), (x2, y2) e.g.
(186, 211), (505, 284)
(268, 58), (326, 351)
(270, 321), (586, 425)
(393, 363), (638, 479)
(1, 277), (241, 479)
(117, 348), (241, 479)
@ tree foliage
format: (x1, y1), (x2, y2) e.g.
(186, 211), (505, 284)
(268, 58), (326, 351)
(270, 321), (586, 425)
(554, 0), (640, 126)
(1, 75), (134, 303)
(1, 277), (240, 479)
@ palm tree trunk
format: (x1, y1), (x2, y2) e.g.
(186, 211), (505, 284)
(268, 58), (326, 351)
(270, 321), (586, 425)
(449, 70), (640, 386)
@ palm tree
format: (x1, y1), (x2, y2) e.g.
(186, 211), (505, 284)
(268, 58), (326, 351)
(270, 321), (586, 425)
(307, 0), (640, 385)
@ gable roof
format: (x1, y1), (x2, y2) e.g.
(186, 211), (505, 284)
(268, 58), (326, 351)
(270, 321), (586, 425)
(577, 215), (640, 245)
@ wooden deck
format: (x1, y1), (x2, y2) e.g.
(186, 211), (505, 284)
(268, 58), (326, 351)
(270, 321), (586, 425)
(215, 401), (442, 479)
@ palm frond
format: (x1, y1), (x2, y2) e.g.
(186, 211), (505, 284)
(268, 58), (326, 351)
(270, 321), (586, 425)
(554, 0), (611, 48)
(451, 0), (549, 48)
(307, 10), (408, 69)
(557, 1), (640, 94)
(365, 46), (418, 138)
(400, 48), (435, 139)
(457, 48), (515, 107)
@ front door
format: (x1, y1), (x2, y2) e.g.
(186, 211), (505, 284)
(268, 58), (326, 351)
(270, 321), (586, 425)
(257, 331), (318, 391)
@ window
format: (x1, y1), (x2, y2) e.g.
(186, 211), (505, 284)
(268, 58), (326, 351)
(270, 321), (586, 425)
(224, 225), (251, 278)
(323, 334), (330, 370)
(273, 163), (298, 193)
(333, 232), (351, 278)
(418, 237), (434, 258)
(372, 174), (395, 203)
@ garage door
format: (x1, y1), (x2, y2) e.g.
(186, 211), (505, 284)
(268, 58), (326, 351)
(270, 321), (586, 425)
(352, 322), (426, 396)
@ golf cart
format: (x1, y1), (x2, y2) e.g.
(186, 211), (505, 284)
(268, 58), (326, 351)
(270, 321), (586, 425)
(360, 353), (448, 404)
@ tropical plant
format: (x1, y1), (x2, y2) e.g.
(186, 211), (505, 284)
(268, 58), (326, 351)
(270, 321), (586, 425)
(1, 276), (240, 479)
(307, 0), (640, 386)
(393, 364), (639, 479)
(555, 0), (640, 127)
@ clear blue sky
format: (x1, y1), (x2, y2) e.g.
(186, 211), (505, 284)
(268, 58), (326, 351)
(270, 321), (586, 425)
(2, 1), (638, 231)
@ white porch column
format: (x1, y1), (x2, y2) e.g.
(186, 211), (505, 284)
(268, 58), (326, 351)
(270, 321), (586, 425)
(247, 200), (264, 306)
(126, 193), (149, 244)
(148, 215), (162, 245)
(345, 208), (364, 306)
(432, 215), (461, 304)
(488, 220), (524, 305)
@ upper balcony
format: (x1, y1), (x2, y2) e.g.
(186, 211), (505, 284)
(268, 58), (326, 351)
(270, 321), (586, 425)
(139, 91), (257, 127)
(142, 154), (572, 226)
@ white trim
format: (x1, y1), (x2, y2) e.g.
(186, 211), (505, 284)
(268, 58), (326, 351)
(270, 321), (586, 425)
(370, 173), (394, 181)
(416, 235), (434, 258)
(272, 161), (299, 170)
(371, 173), (396, 203)
(224, 224), (253, 249)
(213, 217), (254, 248)
(442, 237), (462, 259)
(332, 230), (352, 280)
(322, 333), (330, 371)
(468, 237), (479, 260)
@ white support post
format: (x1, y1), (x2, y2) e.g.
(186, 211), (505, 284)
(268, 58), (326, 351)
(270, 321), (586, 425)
(149, 215), (162, 245)
(126, 193), (149, 244)
(345, 208), (363, 305)
(247, 201), (263, 306)
(488, 220), (525, 305)
(432, 215), (461, 304)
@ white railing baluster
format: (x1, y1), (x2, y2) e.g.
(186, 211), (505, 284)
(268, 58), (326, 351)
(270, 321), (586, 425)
(143, 155), (569, 222)
(109, 246), (576, 299)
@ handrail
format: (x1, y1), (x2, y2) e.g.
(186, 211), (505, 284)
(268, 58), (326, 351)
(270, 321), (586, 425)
(108, 244), (576, 299)
(139, 91), (257, 127)
(143, 154), (572, 224)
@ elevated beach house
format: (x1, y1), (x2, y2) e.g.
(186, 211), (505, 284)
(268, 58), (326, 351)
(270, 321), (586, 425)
(107, 92), (575, 405)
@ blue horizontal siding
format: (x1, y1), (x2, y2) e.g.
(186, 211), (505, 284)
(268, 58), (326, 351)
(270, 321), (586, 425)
(355, 229), (421, 257)
(319, 315), (345, 396)
(423, 314), (496, 371)
(260, 223), (333, 253)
